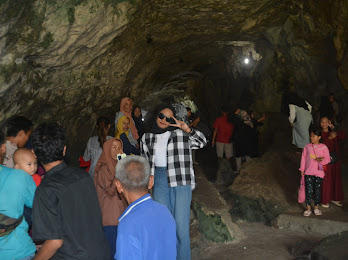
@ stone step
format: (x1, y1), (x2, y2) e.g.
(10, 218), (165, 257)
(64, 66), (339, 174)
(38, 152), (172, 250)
(192, 164), (245, 243)
(272, 213), (348, 236)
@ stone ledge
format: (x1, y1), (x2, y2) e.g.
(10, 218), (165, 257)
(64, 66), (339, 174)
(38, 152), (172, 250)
(272, 213), (348, 236)
(192, 165), (245, 243)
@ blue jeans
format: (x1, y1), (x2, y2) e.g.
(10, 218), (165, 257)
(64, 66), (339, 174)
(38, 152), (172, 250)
(153, 167), (192, 260)
(103, 225), (118, 259)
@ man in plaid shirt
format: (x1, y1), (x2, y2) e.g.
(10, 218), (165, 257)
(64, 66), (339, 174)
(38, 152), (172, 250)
(141, 106), (207, 260)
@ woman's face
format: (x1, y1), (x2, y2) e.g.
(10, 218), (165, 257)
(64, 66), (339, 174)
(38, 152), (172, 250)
(320, 117), (330, 130)
(156, 108), (173, 129)
(122, 118), (130, 132)
(111, 140), (123, 160)
(123, 100), (133, 113)
(133, 107), (141, 118)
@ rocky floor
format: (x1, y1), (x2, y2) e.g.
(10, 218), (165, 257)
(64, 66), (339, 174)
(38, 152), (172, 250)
(190, 143), (348, 260)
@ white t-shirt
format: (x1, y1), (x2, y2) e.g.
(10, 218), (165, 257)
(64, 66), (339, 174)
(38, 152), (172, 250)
(154, 131), (171, 167)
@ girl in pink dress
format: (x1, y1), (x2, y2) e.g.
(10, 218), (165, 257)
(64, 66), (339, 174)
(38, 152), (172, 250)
(299, 127), (330, 216)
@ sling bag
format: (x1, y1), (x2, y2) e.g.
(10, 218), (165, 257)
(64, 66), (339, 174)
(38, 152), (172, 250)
(0, 213), (24, 237)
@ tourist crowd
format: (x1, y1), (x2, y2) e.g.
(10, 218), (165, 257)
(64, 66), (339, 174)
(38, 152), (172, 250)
(0, 92), (345, 259)
(0, 97), (207, 260)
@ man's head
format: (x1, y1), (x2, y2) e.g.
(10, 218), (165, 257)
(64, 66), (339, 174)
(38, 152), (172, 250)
(328, 93), (335, 103)
(221, 105), (229, 115)
(0, 130), (6, 164)
(115, 156), (153, 198)
(14, 148), (38, 175)
(31, 124), (66, 165)
(186, 107), (192, 117)
(6, 116), (33, 147)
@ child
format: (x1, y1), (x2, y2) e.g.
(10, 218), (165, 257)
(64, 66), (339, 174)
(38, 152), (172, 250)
(320, 116), (345, 207)
(299, 127), (330, 217)
(3, 116), (33, 168)
(14, 148), (40, 186)
(115, 116), (140, 155)
(13, 147), (40, 232)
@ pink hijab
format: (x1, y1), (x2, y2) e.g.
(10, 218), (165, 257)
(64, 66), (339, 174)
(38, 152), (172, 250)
(120, 97), (139, 140)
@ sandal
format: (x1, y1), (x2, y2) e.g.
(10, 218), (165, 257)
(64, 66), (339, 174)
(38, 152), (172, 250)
(314, 209), (322, 216)
(321, 203), (329, 208)
(303, 210), (312, 217)
(331, 201), (343, 207)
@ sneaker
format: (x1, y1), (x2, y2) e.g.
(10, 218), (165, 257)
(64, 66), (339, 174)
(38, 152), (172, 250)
(303, 210), (312, 217)
(321, 203), (329, 208)
(331, 201), (343, 207)
(314, 209), (322, 215)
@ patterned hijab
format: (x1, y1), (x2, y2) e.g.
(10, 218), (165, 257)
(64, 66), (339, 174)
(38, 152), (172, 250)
(119, 97), (139, 140)
(238, 110), (254, 128)
(115, 116), (130, 139)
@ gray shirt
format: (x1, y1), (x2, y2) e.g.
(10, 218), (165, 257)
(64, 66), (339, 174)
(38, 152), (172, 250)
(83, 136), (112, 178)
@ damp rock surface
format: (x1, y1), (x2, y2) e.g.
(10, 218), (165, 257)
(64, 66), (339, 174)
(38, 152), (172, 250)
(1, 0), (348, 161)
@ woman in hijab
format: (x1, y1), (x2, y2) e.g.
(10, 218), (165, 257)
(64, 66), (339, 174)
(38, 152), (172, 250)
(115, 97), (139, 147)
(141, 105), (207, 260)
(132, 105), (145, 141)
(230, 108), (255, 172)
(94, 138), (128, 257)
(115, 116), (140, 155)
(284, 92), (313, 150)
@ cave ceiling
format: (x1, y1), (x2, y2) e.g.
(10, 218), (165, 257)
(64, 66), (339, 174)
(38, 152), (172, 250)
(0, 0), (347, 140)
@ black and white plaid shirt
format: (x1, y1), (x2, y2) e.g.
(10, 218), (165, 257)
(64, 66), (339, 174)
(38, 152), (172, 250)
(141, 129), (207, 189)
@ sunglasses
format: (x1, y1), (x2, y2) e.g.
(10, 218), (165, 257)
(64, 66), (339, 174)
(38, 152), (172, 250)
(158, 113), (175, 124)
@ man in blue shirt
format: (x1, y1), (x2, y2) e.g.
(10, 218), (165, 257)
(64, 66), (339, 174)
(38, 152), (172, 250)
(0, 130), (37, 260)
(115, 156), (176, 260)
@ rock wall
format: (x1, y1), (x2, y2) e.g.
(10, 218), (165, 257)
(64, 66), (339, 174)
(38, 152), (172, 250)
(1, 0), (348, 160)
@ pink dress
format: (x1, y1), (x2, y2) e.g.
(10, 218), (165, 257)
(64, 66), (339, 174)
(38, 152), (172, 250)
(299, 143), (330, 178)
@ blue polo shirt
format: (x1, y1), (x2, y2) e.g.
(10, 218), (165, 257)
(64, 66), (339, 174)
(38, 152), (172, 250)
(0, 165), (36, 260)
(115, 194), (176, 260)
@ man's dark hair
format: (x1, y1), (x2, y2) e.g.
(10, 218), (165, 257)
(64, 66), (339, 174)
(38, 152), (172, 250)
(0, 130), (5, 145)
(221, 105), (229, 113)
(6, 116), (33, 137)
(186, 107), (191, 111)
(31, 124), (66, 164)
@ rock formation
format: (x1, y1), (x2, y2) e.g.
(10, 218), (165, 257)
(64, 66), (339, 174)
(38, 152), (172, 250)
(1, 0), (347, 159)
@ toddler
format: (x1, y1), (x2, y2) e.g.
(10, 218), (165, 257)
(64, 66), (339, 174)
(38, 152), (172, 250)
(299, 127), (330, 217)
(14, 148), (41, 186)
